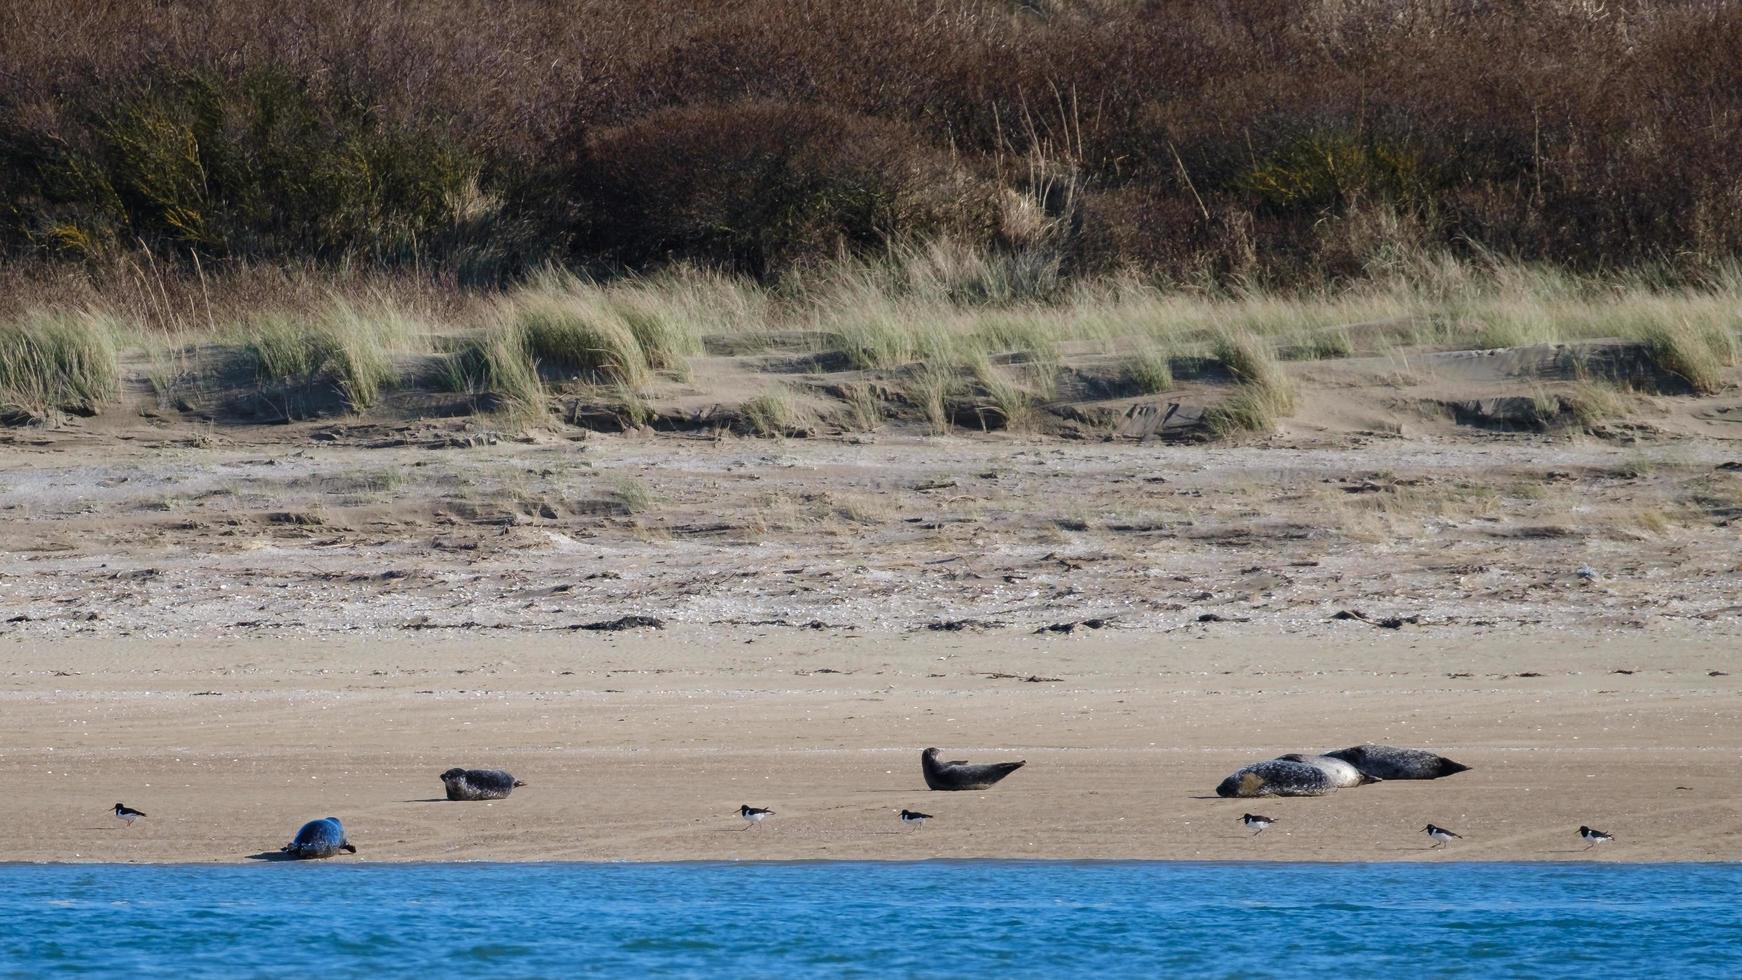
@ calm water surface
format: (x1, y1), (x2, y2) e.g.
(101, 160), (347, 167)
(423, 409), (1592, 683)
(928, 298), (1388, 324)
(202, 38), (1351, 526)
(1, 862), (1737, 977)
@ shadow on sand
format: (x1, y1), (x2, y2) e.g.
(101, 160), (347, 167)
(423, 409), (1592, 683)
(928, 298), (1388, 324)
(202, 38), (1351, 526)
(242, 850), (303, 862)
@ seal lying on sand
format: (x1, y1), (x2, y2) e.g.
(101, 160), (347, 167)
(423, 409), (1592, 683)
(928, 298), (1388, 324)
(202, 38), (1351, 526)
(440, 768), (527, 801)
(1276, 753), (1377, 788)
(1324, 744), (1470, 781)
(282, 817), (356, 859)
(1215, 759), (1337, 798)
(922, 747), (1025, 791)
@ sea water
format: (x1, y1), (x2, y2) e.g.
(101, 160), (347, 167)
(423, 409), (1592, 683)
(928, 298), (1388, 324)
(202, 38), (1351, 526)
(1, 862), (1736, 977)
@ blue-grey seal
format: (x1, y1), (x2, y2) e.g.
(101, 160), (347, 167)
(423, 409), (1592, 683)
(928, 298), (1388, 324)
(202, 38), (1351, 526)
(440, 768), (527, 801)
(1324, 744), (1470, 780)
(282, 817), (356, 859)
(922, 747), (1025, 791)
(1215, 759), (1337, 797)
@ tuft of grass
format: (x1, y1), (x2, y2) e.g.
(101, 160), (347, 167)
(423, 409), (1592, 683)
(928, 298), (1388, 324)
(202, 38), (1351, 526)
(739, 386), (806, 437)
(906, 364), (958, 434)
(610, 474), (655, 514)
(0, 310), (122, 416)
(237, 298), (416, 411)
(1639, 318), (1734, 394)
(838, 382), (885, 431)
(1563, 381), (1634, 427)
(440, 327), (546, 427)
(610, 289), (702, 378)
(1206, 330), (1296, 436)
(1205, 382), (1295, 437)
(1121, 346), (1174, 394)
(512, 287), (649, 388)
(967, 356), (1036, 430)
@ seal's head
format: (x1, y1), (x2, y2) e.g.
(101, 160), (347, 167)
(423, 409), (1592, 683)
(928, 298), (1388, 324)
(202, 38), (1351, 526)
(440, 768), (468, 782)
(922, 748), (940, 759)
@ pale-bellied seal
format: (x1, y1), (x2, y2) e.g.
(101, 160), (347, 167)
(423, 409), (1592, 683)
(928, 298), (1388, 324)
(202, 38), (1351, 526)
(1276, 753), (1377, 788)
(1215, 759), (1337, 798)
(921, 747), (1025, 791)
(281, 817), (356, 859)
(1324, 744), (1470, 781)
(440, 767), (526, 801)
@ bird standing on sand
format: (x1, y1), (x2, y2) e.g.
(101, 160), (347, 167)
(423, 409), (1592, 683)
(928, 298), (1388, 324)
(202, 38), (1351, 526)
(1579, 826), (1615, 850)
(899, 809), (933, 829)
(1423, 823), (1462, 848)
(738, 804), (773, 829)
(1242, 813), (1274, 836)
(113, 803), (146, 828)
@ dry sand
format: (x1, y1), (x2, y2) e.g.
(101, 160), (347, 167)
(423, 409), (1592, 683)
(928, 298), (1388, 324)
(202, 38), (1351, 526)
(2, 627), (1737, 863)
(3, 364), (1741, 862)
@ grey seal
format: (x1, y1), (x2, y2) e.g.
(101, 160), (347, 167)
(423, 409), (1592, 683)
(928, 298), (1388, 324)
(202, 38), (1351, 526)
(1324, 744), (1470, 781)
(922, 747), (1025, 791)
(1276, 753), (1377, 788)
(1215, 759), (1337, 798)
(282, 817), (356, 859)
(440, 767), (527, 801)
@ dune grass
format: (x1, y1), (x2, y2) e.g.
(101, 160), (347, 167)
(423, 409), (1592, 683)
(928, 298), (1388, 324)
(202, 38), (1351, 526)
(0, 309), (122, 415)
(739, 386), (806, 437)
(237, 297), (422, 410)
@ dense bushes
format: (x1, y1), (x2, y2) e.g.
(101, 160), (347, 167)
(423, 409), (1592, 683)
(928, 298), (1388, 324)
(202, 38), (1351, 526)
(2, 0), (1740, 285)
(569, 102), (990, 276)
(1, 67), (479, 263)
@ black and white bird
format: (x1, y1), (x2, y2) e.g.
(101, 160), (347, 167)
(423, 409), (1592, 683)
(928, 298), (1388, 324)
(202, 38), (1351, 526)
(1423, 823), (1462, 848)
(1579, 826), (1615, 850)
(1241, 813), (1275, 836)
(738, 804), (773, 829)
(112, 803), (146, 828)
(899, 809), (933, 828)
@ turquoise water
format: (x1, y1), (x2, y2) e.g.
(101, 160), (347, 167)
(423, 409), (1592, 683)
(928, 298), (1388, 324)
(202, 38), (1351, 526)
(2, 862), (1737, 977)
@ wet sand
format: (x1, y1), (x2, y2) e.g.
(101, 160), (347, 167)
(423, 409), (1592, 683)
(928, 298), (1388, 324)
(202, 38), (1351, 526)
(3, 627), (1737, 863)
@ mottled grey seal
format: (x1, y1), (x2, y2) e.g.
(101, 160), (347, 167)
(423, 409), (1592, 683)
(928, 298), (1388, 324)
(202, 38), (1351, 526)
(1215, 759), (1337, 798)
(921, 747), (1025, 791)
(1324, 744), (1470, 781)
(1276, 753), (1377, 788)
(440, 767), (526, 801)
(282, 817), (356, 859)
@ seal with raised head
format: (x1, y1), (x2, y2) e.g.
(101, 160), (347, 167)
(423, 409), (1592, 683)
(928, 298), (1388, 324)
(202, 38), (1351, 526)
(921, 747), (1025, 791)
(440, 767), (526, 801)
(1323, 744), (1470, 781)
(1276, 753), (1377, 788)
(281, 817), (356, 859)
(1215, 759), (1337, 798)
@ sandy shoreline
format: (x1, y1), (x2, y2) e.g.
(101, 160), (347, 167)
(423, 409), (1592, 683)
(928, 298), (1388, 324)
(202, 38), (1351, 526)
(3, 627), (1737, 864)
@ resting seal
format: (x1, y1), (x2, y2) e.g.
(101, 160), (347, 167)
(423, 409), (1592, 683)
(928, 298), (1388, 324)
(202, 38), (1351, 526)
(1276, 753), (1377, 788)
(1215, 759), (1337, 798)
(282, 817), (356, 859)
(440, 767), (527, 801)
(1323, 744), (1470, 781)
(921, 747), (1025, 791)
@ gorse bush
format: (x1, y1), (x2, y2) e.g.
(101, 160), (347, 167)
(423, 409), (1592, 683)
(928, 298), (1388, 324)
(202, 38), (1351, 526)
(3, 65), (479, 263)
(4, 1), (1741, 283)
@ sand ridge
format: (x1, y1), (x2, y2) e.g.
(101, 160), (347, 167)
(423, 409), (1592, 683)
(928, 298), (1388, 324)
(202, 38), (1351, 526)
(2, 628), (1737, 863)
